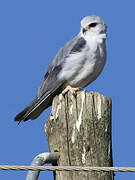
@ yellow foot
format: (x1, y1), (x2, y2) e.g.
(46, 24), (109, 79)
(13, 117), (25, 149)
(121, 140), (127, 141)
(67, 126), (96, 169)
(62, 85), (81, 97)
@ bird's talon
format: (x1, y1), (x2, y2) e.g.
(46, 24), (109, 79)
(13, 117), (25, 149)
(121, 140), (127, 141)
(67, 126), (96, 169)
(62, 86), (81, 98)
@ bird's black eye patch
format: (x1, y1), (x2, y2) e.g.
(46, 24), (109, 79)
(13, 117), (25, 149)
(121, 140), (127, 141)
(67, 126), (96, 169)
(88, 23), (97, 28)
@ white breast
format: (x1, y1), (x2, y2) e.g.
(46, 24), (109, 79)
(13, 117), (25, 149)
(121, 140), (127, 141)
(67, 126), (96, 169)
(58, 34), (106, 88)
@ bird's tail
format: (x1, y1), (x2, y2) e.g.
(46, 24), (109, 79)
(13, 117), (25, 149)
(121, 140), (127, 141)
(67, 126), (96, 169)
(14, 106), (30, 123)
(14, 82), (65, 123)
(14, 97), (38, 122)
(14, 95), (52, 123)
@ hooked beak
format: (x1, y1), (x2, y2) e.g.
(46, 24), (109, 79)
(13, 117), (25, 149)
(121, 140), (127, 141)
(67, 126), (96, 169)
(82, 26), (89, 34)
(82, 28), (87, 34)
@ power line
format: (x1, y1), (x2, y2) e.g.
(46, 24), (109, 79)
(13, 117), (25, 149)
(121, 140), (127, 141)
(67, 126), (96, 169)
(0, 165), (135, 172)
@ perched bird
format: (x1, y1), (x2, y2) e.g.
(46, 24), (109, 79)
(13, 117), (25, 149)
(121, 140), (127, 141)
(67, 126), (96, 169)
(14, 15), (107, 123)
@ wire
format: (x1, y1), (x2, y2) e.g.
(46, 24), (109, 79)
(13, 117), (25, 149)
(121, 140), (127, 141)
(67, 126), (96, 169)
(0, 165), (135, 172)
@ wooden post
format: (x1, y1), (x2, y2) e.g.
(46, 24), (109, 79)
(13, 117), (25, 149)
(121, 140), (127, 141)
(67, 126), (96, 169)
(45, 91), (114, 180)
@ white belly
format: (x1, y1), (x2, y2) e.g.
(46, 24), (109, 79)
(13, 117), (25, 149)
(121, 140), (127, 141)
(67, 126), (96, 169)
(69, 50), (106, 88)
(58, 40), (106, 88)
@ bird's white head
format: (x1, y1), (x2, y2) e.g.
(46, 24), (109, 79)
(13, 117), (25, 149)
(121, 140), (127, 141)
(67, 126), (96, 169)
(81, 15), (107, 42)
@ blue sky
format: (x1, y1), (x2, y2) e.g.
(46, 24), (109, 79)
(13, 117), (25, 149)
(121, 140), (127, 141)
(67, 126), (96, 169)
(0, 0), (135, 179)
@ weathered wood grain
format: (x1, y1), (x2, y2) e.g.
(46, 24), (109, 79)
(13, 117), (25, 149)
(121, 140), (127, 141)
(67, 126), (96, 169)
(45, 91), (114, 180)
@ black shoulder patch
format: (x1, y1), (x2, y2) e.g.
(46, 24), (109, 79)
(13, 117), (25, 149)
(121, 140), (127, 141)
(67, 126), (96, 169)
(44, 71), (49, 80)
(70, 37), (86, 53)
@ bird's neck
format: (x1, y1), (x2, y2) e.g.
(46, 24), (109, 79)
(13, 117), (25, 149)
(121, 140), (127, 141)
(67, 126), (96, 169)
(84, 31), (106, 42)
(82, 32), (106, 51)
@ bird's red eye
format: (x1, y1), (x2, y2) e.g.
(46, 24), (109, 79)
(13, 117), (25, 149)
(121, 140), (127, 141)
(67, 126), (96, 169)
(89, 23), (97, 28)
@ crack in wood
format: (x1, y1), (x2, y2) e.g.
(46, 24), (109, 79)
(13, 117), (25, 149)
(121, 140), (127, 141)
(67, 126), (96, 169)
(66, 95), (72, 166)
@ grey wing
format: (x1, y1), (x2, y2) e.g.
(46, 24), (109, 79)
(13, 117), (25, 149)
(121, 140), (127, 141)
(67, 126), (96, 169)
(14, 34), (86, 122)
(14, 65), (65, 122)
(38, 64), (65, 99)
(29, 37), (82, 120)
(39, 35), (86, 97)
(47, 35), (80, 73)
